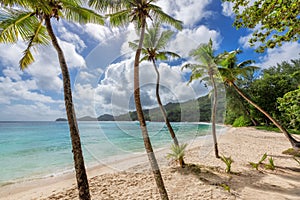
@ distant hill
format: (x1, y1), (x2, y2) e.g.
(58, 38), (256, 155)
(97, 114), (115, 121)
(55, 118), (67, 122)
(55, 94), (225, 122)
(78, 116), (98, 121)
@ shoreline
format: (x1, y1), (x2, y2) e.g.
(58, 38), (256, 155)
(0, 126), (224, 200)
(1, 127), (299, 199)
(0, 122), (223, 187)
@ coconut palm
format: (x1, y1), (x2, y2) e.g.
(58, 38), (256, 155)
(0, 1), (104, 199)
(183, 39), (227, 159)
(88, 1), (182, 199)
(219, 50), (300, 149)
(129, 23), (186, 167)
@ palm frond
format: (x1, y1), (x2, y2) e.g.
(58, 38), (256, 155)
(128, 41), (139, 50)
(155, 29), (173, 50)
(19, 48), (34, 70)
(19, 21), (50, 70)
(63, 3), (105, 25)
(108, 9), (131, 27)
(0, 9), (37, 43)
(155, 52), (167, 60)
(140, 55), (150, 62)
(166, 143), (188, 161)
(0, 0), (38, 9)
(148, 4), (182, 30)
(156, 51), (180, 61)
(88, 0), (126, 13)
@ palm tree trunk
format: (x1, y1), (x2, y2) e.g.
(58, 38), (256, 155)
(232, 82), (300, 149)
(45, 16), (90, 200)
(134, 19), (169, 200)
(210, 73), (220, 158)
(151, 59), (185, 167)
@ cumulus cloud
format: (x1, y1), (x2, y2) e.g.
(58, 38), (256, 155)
(156, 0), (213, 26)
(168, 26), (221, 57)
(258, 42), (300, 68)
(81, 57), (208, 117)
(84, 23), (122, 43)
(221, 2), (235, 17)
(58, 27), (86, 52)
(0, 26), (87, 120)
(0, 76), (58, 104)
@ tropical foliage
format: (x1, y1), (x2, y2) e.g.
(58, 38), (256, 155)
(277, 87), (300, 130)
(224, 0), (300, 52)
(167, 143), (188, 168)
(183, 39), (229, 158)
(220, 52), (300, 149)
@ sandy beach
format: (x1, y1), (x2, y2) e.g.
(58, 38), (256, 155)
(1, 127), (300, 200)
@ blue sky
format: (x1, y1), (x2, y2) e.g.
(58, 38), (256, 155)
(0, 0), (299, 121)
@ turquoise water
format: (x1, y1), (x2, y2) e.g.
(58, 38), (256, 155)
(0, 121), (212, 186)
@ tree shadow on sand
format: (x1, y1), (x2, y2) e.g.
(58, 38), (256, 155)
(172, 161), (300, 199)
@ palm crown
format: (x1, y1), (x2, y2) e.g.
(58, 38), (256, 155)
(0, 0), (104, 69)
(89, 0), (182, 29)
(128, 23), (180, 62)
(218, 50), (259, 85)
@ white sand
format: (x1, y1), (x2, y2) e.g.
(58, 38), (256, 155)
(1, 127), (300, 200)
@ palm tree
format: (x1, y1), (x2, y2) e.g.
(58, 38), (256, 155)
(183, 39), (227, 159)
(128, 23), (186, 167)
(0, 1), (104, 199)
(219, 50), (300, 149)
(88, 1), (182, 199)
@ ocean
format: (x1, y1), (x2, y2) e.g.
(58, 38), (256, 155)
(0, 121), (219, 186)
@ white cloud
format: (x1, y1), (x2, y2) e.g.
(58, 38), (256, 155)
(2, 67), (22, 81)
(84, 23), (122, 43)
(221, 0), (256, 17)
(0, 76), (58, 104)
(0, 103), (64, 121)
(58, 27), (86, 52)
(222, 2), (234, 17)
(83, 57), (208, 117)
(168, 26), (221, 57)
(156, 0), (213, 26)
(258, 42), (300, 68)
(73, 83), (98, 118)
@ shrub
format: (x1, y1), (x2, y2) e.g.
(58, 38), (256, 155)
(232, 115), (252, 127)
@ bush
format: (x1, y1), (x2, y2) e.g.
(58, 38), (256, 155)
(232, 115), (252, 127)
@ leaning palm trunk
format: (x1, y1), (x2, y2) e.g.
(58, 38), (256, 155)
(45, 17), (90, 200)
(151, 59), (185, 167)
(209, 72), (220, 158)
(134, 19), (169, 200)
(232, 82), (300, 149)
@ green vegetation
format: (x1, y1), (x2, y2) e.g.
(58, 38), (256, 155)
(256, 126), (299, 135)
(232, 116), (252, 127)
(221, 56), (300, 149)
(167, 143), (188, 168)
(183, 39), (231, 158)
(265, 157), (275, 170)
(220, 183), (231, 193)
(220, 155), (234, 173)
(224, 0), (300, 52)
(249, 153), (267, 170)
(282, 148), (300, 157)
(278, 87), (300, 130)
(249, 153), (276, 170)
